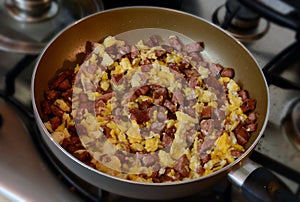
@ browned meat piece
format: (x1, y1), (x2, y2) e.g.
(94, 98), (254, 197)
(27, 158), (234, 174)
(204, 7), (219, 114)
(118, 45), (131, 55)
(156, 107), (168, 122)
(167, 63), (180, 73)
(138, 100), (152, 110)
(146, 35), (160, 47)
(231, 149), (243, 158)
(185, 41), (204, 53)
(150, 171), (162, 183)
(105, 44), (118, 56)
(245, 112), (258, 124)
(181, 105), (196, 118)
(95, 99), (105, 109)
(241, 98), (256, 113)
(196, 166), (205, 175)
(245, 123), (258, 132)
(135, 85), (150, 96)
(62, 89), (73, 104)
(238, 90), (249, 101)
(49, 68), (73, 90)
(129, 108), (150, 124)
(174, 154), (190, 178)
(148, 106), (167, 124)
(45, 90), (60, 101)
(200, 106), (213, 119)
(200, 119), (223, 136)
(162, 134), (174, 149)
(41, 100), (52, 116)
(162, 126), (176, 148)
(57, 79), (71, 91)
(50, 116), (61, 130)
(235, 127), (250, 145)
(200, 153), (211, 164)
(213, 108), (226, 120)
(111, 73), (123, 84)
(84, 63), (98, 74)
(163, 168), (181, 181)
(97, 91), (114, 103)
(189, 76), (201, 88)
(75, 123), (87, 136)
(220, 68), (235, 78)
(79, 101), (94, 113)
(163, 99), (177, 113)
(204, 76), (222, 91)
(150, 122), (165, 134)
(161, 44), (174, 53)
(50, 105), (64, 118)
(73, 150), (92, 163)
(209, 63), (223, 77)
(182, 68), (200, 80)
(78, 92), (89, 102)
(151, 85), (167, 105)
(168, 35), (183, 51)
(115, 150), (127, 163)
(142, 154), (158, 167)
(188, 52), (203, 64)
(102, 125), (112, 138)
(198, 138), (216, 155)
(155, 49), (166, 57)
(172, 88), (185, 106)
(61, 135), (85, 156)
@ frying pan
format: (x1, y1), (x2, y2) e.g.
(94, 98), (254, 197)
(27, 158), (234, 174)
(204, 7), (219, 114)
(31, 7), (298, 201)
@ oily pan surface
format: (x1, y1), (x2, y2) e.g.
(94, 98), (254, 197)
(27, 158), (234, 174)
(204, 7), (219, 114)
(32, 7), (268, 198)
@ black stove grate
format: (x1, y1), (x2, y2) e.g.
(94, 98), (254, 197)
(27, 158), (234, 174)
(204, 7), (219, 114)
(262, 40), (300, 90)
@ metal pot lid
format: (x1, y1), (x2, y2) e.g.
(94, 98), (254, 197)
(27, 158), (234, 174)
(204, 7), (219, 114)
(0, 0), (103, 55)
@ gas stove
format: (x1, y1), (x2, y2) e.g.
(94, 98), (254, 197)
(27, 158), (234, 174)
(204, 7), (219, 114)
(0, 0), (300, 201)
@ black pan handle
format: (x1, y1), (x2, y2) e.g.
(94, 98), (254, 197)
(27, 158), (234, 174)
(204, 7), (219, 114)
(228, 159), (300, 202)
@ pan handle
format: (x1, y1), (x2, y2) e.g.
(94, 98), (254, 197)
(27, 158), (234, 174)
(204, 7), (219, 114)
(228, 159), (300, 202)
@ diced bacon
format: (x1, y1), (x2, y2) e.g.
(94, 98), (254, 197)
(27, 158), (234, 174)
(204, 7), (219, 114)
(174, 154), (189, 178)
(129, 108), (150, 124)
(241, 99), (256, 113)
(164, 99), (177, 112)
(209, 63), (223, 77)
(185, 41), (204, 53)
(235, 127), (250, 145)
(220, 68), (235, 78)
(146, 35), (160, 47)
(168, 35), (183, 51)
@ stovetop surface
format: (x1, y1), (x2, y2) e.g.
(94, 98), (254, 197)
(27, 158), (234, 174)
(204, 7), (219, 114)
(0, 0), (300, 201)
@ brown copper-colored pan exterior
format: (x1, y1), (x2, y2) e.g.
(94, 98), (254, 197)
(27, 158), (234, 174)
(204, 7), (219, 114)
(32, 7), (269, 199)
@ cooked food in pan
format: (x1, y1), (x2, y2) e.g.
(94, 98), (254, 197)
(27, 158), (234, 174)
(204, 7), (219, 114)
(40, 34), (258, 183)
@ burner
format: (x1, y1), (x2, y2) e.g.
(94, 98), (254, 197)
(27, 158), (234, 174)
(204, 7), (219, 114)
(5, 0), (59, 22)
(225, 0), (259, 29)
(212, 0), (270, 42)
(0, 0), (103, 54)
(283, 99), (300, 151)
